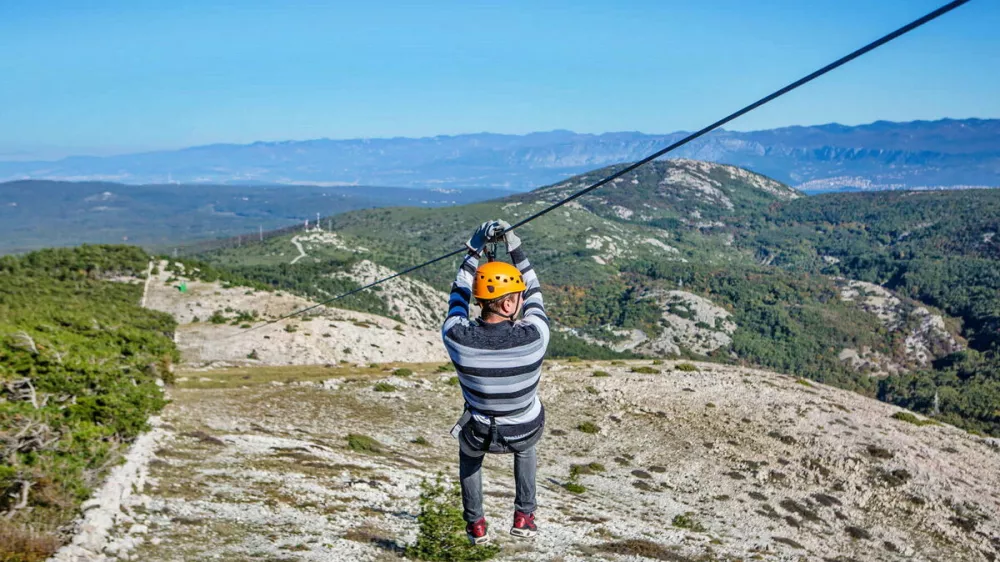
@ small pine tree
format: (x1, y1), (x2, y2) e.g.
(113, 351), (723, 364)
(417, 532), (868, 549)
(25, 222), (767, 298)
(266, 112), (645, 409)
(406, 475), (499, 561)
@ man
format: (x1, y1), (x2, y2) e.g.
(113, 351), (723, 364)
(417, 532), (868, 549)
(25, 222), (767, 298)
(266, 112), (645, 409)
(442, 219), (550, 545)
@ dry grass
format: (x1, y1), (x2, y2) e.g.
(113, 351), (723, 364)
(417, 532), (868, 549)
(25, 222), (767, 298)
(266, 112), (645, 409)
(174, 362), (445, 389)
(590, 539), (701, 561)
(0, 521), (62, 562)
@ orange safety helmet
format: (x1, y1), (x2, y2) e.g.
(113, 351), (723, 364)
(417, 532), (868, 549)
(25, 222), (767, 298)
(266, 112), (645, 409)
(473, 261), (526, 301)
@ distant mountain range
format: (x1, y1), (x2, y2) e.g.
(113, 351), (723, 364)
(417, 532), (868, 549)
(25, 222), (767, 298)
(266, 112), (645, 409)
(0, 118), (997, 193)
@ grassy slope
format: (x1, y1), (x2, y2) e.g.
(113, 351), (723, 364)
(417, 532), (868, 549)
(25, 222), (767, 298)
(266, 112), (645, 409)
(0, 245), (178, 561)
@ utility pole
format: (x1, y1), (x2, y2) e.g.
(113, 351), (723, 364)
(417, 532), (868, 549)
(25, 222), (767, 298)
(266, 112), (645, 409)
(259, 225), (263, 242)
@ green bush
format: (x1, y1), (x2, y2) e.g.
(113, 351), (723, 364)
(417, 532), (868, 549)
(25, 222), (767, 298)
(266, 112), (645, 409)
(436, 364), (453, 372)
(346, 434), (382, 453)
(577, 422), (600, 434)
(563, 482), (587, 494)
(446, 376), (460, 386)
(630, 366), (659, 374)
(675, 363), (699, 372)
(412, 437), (430, 446)
(890, 411), (937, 426)
(592, 371), (610, 377)
(393, 368), (413, 377)
(374, 382), (397, 393)
(585, 386), (599, 395)
(208, 310), (227, 324)
(671, 513), (706, 532)
(406, 475), (499, 560)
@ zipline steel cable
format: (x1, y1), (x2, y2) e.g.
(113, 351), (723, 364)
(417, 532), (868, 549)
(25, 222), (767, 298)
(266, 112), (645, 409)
(240, 0), (972, 335)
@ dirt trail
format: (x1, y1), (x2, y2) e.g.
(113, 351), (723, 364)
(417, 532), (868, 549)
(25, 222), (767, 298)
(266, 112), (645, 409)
(290, 236), (309, 265)
(100, 361), (1000, 562)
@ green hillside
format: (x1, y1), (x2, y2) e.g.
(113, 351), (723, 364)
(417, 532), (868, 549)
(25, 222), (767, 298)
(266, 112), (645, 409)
(192, 160), (999, 436)
(0, 246), (177, 561)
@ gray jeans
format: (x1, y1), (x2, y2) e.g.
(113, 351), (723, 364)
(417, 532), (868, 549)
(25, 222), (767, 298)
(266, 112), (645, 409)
(459, 446), (537, 523)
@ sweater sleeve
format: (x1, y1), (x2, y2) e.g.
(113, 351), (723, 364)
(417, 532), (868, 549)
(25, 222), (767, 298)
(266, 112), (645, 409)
(442, 252), (479, 334)
(510, 246), (550, 347)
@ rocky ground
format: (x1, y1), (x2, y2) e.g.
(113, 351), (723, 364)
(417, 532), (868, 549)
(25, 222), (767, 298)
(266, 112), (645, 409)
(143, 261), (447, 367)
(83, 360), (1000, 562)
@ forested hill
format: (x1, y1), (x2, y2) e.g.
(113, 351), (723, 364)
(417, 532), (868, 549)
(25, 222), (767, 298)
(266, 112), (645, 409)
(189, 158), (998, 436)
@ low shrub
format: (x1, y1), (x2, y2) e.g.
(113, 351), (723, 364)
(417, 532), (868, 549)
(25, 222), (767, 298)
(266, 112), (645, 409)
(675, 363), (699, 372)
(374, 382), (397, 392)
(393, 368), (413, 377)
(630, 366), (659, 374)
(671, 513), (706, 532)
(577, 422), (600, 434)
(592, 371), (610, 377)
(891, 412), (937, 426)
(406, 475), (499, 560)
(346, 434), (382, 453)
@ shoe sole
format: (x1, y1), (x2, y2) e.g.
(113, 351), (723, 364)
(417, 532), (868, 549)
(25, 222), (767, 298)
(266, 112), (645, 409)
(467, 534), (492, 546)
(510, 527), (537, 539)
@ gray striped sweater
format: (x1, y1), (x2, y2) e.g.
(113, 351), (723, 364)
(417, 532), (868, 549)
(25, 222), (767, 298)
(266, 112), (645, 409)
(442, 246), (550, 452)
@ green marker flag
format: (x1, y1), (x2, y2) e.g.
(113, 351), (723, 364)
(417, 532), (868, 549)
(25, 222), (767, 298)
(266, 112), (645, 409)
(178, 282), (187, 293)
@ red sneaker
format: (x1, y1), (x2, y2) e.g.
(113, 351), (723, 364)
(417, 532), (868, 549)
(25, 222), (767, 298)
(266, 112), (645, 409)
(466, 517), (491, 545)
(510, 511), (537, 538)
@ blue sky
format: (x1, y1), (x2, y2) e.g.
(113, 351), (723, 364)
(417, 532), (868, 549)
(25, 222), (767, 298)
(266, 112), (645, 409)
(0, 0), (996, 159)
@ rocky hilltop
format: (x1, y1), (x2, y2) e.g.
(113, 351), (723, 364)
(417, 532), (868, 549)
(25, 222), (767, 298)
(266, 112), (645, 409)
(68, 359), (1000, 561)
